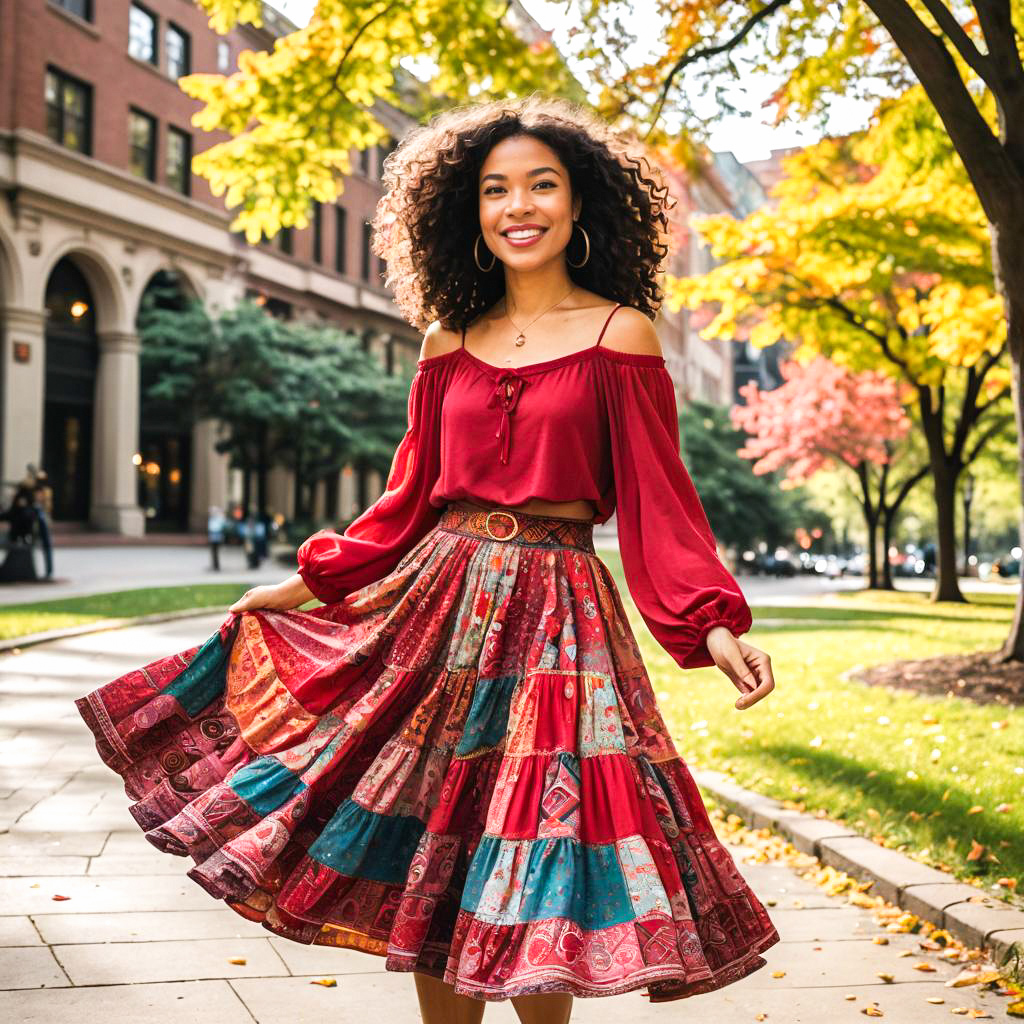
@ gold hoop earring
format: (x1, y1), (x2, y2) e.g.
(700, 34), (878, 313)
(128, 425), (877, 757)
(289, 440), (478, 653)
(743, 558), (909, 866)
(566, 222), (590, 269)
(474, 233), (496, 272)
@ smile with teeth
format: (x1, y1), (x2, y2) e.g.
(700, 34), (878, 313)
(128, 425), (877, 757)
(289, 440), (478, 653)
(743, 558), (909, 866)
(504, 228), (546, 239)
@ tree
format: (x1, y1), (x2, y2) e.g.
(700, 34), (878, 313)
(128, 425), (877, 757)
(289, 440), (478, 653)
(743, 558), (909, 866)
(575, 0), (1024, 656)
(676, 398), (799, 559)
(731, 356), (925, 588)
(138, 298), (407, 519)
(666, 90), (1011, 602)
(182, 0), (583, 241)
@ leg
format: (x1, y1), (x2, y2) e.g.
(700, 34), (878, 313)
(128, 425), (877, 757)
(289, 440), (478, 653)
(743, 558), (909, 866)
(413, 970), (486, 1024)
(510, 991), (573, 1024)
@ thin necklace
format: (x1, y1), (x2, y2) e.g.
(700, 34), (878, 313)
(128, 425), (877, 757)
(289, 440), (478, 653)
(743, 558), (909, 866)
(504, 284), (576, 348)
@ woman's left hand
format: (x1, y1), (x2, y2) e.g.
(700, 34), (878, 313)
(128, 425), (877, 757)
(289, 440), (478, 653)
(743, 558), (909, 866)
(705, 626), (776, 710)
(228, 573), (315, 614)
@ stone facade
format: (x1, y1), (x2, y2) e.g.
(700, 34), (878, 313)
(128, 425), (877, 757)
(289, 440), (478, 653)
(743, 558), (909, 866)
(0, 0), (419, 534)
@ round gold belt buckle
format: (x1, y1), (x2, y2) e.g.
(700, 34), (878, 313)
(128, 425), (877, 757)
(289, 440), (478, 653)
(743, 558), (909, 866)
(484, 510), (520, 541)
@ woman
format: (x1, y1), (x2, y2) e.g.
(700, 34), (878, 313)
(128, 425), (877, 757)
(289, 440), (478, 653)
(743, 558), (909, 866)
(76, 94), (779, 1023)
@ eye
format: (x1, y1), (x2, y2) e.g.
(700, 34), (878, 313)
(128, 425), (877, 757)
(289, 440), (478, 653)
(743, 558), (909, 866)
(483, 181), (557, 195)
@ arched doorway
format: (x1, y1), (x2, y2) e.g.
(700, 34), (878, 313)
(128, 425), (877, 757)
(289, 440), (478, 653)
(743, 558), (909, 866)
(43, 258), (97, 522)
(136, 269), (193, 531)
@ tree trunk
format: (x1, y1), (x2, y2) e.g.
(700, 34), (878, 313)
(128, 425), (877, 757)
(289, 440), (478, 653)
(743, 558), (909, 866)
(916, 388), (965, 603)
(256, 429), (269, 520)
(930, 464), (964, 603)
(996, 216), (1024, 661)
(881, 508), (896, 590)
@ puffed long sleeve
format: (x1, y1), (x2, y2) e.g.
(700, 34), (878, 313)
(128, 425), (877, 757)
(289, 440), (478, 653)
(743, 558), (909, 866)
(599, 358), (753, 670)
(296, 359), (452, 605)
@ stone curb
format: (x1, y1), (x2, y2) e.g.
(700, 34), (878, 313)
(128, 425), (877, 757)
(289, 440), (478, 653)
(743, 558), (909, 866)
(0, 606), (227, 655)
(692, 766), (1024, 973)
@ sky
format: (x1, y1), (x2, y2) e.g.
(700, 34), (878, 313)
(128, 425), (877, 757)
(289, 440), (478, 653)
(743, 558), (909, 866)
(268, 0), (874, 164)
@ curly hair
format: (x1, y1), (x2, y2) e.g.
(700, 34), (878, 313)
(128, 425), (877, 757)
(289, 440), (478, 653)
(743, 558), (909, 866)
(370, 92), (676, 332)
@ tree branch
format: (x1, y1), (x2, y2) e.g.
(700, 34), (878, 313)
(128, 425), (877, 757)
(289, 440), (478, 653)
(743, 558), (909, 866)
(862, 0), (1017, 222)
(918, 0), (995, 87)
(644, 0), (795, 136)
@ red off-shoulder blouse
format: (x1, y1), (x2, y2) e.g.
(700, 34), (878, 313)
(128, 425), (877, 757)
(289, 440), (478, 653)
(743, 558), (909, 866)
(297, 303), (753, 671)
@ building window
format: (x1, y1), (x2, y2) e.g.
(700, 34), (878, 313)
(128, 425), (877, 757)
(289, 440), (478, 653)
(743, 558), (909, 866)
(312, 201), (323, 264)
(358, 146), (371, 177)
(278, 226), (293, 256)
(129, 3), (158, 65)
(335, 206), (347, 273)
(166, 24), (190, 79)
(54, 0), (92, 20)
(45, 67), (92, 154)
(361, 220), (372, 281)
(128, 108), (157, 181)
(217, 40), (231, 73)
(166, 126), (191, 195)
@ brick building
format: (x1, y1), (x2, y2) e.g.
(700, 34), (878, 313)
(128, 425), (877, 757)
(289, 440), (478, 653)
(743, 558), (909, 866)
(0, 0), (420, 534)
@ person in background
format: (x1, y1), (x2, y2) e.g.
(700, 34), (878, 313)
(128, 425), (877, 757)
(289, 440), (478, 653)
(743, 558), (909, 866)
(31, 468), (54, 579)
(207, 505), (226, 572)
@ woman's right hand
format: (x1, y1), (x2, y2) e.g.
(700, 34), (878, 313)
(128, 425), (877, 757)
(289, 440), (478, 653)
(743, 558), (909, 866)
(229, 573), (315, 614)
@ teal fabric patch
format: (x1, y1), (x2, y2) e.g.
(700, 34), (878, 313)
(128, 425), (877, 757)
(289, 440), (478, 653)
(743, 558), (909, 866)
(308, 799), (426, 884)
(461, 835), (634, 930)
(165, 631), (230, 717)
(229, 757), (306, 816)
(454, 675), (518, 756)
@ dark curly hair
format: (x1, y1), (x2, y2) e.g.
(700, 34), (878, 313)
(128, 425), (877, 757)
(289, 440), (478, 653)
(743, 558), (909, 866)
(370, 93), (675, 332)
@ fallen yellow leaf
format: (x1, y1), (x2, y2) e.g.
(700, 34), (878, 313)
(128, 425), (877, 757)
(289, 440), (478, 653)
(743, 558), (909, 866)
(912, 962), (937, 971)
(770, 970), (786, 978)
(925, 997), (944, 1003)
(872, 936), (890, 944)
(966, 840), (985, 862)
(310, 978), (337, 987)
(967, 806), (984, 815)
(228, 957), (247, 965)
(861, 1008), (884, 1017)
(876, 972), (895, 983)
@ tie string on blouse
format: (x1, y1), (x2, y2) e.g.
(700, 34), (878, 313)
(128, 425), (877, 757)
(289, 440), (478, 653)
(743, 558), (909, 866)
(485, 369), (526, 465)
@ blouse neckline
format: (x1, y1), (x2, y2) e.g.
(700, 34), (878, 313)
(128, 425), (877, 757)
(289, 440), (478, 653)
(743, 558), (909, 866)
(417, 344), (665, 376)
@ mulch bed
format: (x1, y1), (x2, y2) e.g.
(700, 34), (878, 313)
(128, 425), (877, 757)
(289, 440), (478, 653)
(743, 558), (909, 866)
(848, 650), (1024, 708)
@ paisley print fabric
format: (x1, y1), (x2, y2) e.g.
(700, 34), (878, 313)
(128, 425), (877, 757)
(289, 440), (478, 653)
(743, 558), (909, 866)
(75, 499), (779, 1002)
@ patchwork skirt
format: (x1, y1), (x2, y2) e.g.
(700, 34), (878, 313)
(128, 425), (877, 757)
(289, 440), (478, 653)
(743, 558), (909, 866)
(75, 499), (780, 1002)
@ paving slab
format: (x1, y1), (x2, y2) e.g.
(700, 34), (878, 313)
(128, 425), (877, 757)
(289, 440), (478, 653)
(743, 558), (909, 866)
(0, 945), (69, 989)
(569, 980), (1008, 1023)
(32, 909), (270, 945)
(53, 936), (290, 986)
(0, 855), (90, 876)
(4, 979), (255, 1023)
(0, 830), (109, 857)
(0, 873), (218, 915)
(0, 915), (43, 945)
(229, 973), (523, 1024)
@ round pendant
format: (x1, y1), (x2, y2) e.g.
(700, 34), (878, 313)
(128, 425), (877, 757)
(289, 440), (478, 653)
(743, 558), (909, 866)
(514, 334), (526, 347)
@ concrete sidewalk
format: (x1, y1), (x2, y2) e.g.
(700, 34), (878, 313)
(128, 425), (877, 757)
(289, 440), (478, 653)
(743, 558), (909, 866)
(0, 617), (1015, 1021)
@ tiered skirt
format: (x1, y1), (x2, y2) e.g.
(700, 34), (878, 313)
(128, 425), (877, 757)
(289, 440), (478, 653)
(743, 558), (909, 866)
(75, 500), (780, 1002)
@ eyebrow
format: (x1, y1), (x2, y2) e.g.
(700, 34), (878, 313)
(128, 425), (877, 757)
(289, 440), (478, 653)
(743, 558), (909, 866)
(481, 166), (562, 183)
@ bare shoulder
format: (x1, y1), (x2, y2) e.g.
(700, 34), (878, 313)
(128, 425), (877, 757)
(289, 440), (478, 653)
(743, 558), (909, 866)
(420, 320), (463, 362)
(598, 306), (663, 357)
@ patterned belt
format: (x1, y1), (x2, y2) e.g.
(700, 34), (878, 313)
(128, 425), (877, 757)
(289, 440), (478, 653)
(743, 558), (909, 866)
(439, 500), (596, 552)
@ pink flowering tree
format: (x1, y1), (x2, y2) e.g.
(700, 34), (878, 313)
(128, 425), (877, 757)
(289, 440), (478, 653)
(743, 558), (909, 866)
(731, 356), (924, 589)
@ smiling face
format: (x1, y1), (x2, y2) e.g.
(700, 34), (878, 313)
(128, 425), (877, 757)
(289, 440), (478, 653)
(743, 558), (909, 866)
(477, 133), (581, 271)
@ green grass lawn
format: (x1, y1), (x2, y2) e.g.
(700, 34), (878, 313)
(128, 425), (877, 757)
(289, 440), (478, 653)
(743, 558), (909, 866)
(599, 556), (1021, 898)
(0, 584), (252, 642)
